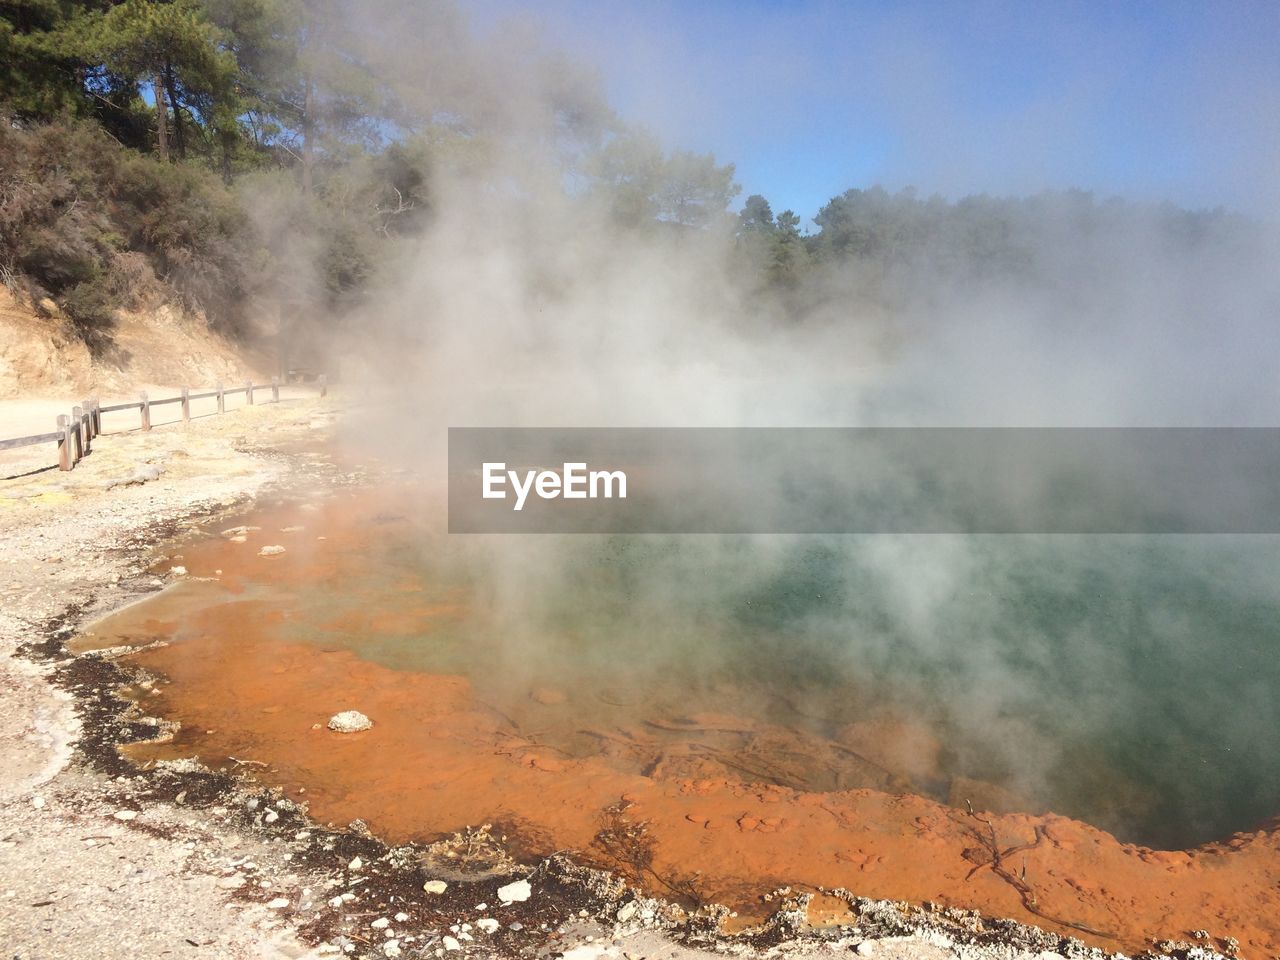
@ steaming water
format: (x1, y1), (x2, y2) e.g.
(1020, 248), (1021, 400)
(213, 495), (1280, 850)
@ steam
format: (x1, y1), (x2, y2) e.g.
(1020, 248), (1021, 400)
(293, 1), (1280, 849)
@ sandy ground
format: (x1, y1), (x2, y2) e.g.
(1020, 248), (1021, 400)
(0, 391), (1176, 960)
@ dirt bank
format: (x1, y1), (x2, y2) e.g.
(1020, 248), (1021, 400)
(0, 287), (269, 403)
(0, 393), (1234, 960)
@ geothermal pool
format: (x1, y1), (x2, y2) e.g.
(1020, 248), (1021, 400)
(79, 483), (1280, 953)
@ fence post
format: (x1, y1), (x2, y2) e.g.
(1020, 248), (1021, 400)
(271, 376), (280, 402)
(245, 379), (254, 405)
(81, 399), (94, 441)
(139, 391), (151, 431)
(57, 415), (72, 471)
(91, 398), (101, 435)
(181, 387), (190, 422)
(318, 373), (327, 397)
(216, 381), (225, 415)
(71, 405), (85, 460)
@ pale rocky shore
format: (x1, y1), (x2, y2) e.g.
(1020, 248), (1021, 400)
(0, 393), (1222, 960)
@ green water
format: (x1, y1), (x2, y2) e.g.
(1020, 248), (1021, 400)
(272, 521), (1280, 849)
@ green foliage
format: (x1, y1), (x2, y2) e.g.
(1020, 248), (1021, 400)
(0, 0), (102, 119)
(588, 130), (739, 229)
(0, 0), (1254, 351)
(0, 117), (256, 348)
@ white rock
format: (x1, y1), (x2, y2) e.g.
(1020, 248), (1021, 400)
(113, 810), (137, 821)
(259, 545), (286, 557)
(496, 879), (531, 904)
(476, 919), (499, 935)
(264, 809), (279, 823)
(267, 898), (290, 910)
(348, 856), (363, 870)
(395, 912), (409, 922)
(170, 566), (188, 577)
(383, 941), (401, 959)
(30, 796), (44, 809)
(422, 880), (447, 894)
(442, 936), (461, 952)
(371, 918), (390, 929)
(329, 711), (373, 733)
(856, 943), (876, 957)
(328, 895), (344, 908)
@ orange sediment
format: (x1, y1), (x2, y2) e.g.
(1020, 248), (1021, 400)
(80, 490), (1280, 956)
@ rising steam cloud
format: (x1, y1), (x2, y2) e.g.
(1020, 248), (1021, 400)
(299, 0), (1280, 850)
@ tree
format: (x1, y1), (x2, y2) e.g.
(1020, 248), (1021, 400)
(83, 0), (241, 162)
(0, 0), (107, 119)
(588, 129), (739, 229)
(738, 194), (775, 233)
(655, 148), (739, 228)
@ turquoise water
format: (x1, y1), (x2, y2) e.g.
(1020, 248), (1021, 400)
(270, 513), (1280, 849)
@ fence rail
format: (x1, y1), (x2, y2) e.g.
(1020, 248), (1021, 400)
(1, 374), (326, 472)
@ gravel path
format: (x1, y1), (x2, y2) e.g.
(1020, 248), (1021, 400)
(0, 393), (335, 959)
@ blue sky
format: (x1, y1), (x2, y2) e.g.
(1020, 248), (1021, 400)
(463, 0), (1280, 223)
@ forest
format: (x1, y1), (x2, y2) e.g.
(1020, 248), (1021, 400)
(0, 0), (1252, 356)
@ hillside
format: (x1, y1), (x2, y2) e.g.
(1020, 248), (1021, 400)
(0, 285), (267, 402)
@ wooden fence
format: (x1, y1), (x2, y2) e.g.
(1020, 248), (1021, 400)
(0, 374), (326, 472)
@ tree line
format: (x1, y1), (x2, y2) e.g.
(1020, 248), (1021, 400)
(0, 0), (1251, 352)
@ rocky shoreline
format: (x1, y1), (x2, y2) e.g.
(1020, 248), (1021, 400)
(0, 395), (1234, 960)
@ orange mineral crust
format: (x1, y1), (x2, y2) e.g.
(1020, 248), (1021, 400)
(82, 491), (1280, 956)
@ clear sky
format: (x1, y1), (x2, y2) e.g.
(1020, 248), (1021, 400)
(462, 0), (1280, 223)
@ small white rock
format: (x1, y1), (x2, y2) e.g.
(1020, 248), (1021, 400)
(476, 918), (499, 935)
(170, 566), (188, 577)
(329, 711), (373, 733)
(383, 941), (401, 959)
(856, 943), (876, 957)
(31, 796), (44, 809)
(348, 856), (363, 870)
(441, 936), (461, 952)
(264, 809), (279, 823)
(496, 879), (531, 904)
(267, 898), (290, 910)
(422, 880), (447, 894)
(328, 895), (344, 908)
(371, 918), (390, 929)
(259, 545), (286, 557)
(113, 810), (137, 821)
(394, 912), (409, 922)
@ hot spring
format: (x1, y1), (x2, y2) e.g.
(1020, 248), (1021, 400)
(79, 483), (1280, 951)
